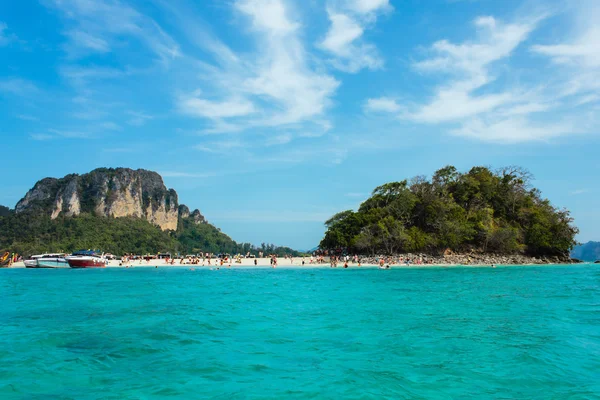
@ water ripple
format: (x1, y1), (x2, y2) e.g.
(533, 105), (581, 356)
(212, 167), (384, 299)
(1, 266), (600, 399)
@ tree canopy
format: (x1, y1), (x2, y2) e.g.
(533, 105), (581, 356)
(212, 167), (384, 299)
(0, 211), (302, 257)
(320, 166), (578, 257)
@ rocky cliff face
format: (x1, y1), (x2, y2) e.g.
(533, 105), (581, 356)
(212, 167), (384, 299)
(16, 168), (185, 231)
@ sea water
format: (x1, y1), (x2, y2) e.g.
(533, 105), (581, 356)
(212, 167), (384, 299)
(1, 265), (599, 399)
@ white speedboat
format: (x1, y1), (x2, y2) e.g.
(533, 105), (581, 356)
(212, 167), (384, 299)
(24, 253), (69, 268)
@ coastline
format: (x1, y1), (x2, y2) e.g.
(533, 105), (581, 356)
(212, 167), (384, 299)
(5, 256), (591, 269)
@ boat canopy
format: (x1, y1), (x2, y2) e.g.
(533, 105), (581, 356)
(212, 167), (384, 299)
(72, 250), (102, 256)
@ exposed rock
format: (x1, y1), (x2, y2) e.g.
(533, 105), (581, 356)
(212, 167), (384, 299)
(178, 205), (190, 219)
(595, 260), (600, 264)
(351, 252), (579, 265)
(15, 178), (60, 214)
(16, 168), (180, 231)
(190, 209), (206, 224)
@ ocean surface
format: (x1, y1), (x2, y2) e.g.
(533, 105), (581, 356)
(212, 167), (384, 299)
(1, 265), (599, 399)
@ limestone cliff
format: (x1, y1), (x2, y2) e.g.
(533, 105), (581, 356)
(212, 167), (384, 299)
(16, 168), (183, 231)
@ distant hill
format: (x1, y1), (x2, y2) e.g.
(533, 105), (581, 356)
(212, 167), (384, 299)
(1, 168), (301, 257)
(571, 242), (600, 262)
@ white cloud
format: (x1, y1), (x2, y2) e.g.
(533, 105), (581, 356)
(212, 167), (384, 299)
(0, 78), (40, 97)
(321, 13), (363, 56)
(410, 15), (540, 124)
(99, 122), (121, 131)
(127, 111), (154, 126)
(266, 133), (292, 146)
(65, 30), (110, 55)
(30, 133), (54, 141)
(176, 0), (339, 134)
(59, 65), (126, 86)
(532, 27), (600, 68)
(48, 128), (91, 139)
(569, 189), (589, 196)
(349, 0), (391, 15)
(44, 0), (180, 61)
(179, 96), (256, 119)
(318, 0), (389, 72)
(531, 3), (600, 108)
(450, 116), (577, 143)
(195, 139), (245, 154)
(0, 22), (12, 46)
(17, 114), (39, 121)
(234, 0), (299, 35)
(361, 9), (600, 144)
(387, 13), (592, 143)
(364, 97), (401, 113)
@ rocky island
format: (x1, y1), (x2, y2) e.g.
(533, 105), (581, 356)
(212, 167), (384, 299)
(0, 168), (299, 257)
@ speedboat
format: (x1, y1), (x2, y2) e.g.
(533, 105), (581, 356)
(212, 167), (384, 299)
(66, 250), (107, 268)
(24, 253), (69, 268)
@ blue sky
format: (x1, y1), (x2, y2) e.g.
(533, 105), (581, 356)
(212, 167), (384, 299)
(1, 0), (599, 250)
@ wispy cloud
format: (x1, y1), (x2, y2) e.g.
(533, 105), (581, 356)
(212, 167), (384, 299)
(409, 15), (542, 124)
(194, 139), (245, 154)
(48, 128), (91, 139)
(179, 95), (256, 119)
(30, 133), (54, 141)
(0, 78), (40, 97)
(44, 0), (180, 62)
(318, 0), (390, 72)
(174, 0), (339, 135)
(0, 22), (15, 46)
(17, 114), (39, 121)
(570, 189), (589, 196)
(531, 1), (600, 107)
(362, 10), (599, 143)
(265, 133), (293, 146)
(364, 97), (401, 113)
(127, 111), (154, 126)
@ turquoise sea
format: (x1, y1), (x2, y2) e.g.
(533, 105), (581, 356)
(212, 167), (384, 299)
(1, 265), (599, 399)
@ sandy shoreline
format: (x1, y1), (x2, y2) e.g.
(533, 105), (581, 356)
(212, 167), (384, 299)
(5, 257), (593, 269)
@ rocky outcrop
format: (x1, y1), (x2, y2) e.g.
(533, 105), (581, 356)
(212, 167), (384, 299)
(189, 209), (206, 224)
(355, 252), (580, 265)
(16, 168), (182, 231)
(177, 205), (206, 225)
(178, 205), (191, 220)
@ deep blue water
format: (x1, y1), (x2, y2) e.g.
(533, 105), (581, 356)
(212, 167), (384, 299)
(1, 266), (600, 399)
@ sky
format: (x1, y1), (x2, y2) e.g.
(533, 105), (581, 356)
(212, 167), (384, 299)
(1, 0), (599, 250)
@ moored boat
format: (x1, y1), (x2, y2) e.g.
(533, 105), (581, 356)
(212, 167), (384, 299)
(25, 253), (69, 268)
(66, 250), (107, 268)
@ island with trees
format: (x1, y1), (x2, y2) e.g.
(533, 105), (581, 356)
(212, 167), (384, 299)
(320, 166), (579, 264)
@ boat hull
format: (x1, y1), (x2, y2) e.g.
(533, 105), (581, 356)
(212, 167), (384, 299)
(36, 259), (70, 268)
(67, 257), (106, 268)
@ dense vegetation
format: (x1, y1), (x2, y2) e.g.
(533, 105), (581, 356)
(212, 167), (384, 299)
(571, 242), (600, 262)
(0, 211), (301, 257)
(320, 166), (578, 257)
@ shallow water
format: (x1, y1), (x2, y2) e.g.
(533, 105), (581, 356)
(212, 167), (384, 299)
(1, 265), (600, 399)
